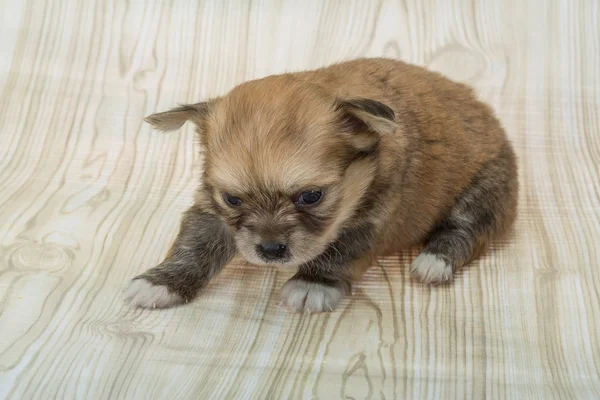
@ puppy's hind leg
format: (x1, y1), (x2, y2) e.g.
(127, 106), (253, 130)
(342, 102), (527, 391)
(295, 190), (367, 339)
(411, 143), (518, 284)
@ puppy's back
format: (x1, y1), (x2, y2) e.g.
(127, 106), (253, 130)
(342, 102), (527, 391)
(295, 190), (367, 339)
(295, 58), (516, 250)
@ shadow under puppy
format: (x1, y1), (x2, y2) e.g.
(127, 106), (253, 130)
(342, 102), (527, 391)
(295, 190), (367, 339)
(125, 58), (518, 313)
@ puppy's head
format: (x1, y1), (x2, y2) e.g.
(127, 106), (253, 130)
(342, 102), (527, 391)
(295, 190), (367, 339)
(146, 75), (396, 266)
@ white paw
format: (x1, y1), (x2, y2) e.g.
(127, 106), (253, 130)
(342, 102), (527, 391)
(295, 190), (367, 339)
(124, 278), (183, 308)
(411, 252), (454, 284)
(280, 279), (344, 313)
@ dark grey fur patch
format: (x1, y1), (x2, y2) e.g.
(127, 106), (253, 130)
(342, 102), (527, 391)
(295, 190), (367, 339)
(424, 142), (517, 268)
(340, 98), (396, 121)
(135, 205), (237, 301)
(293, 222), (378, 293)
(174, 102), (211, 116)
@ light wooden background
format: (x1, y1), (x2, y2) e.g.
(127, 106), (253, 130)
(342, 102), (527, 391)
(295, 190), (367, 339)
(1, 0), (599, 399)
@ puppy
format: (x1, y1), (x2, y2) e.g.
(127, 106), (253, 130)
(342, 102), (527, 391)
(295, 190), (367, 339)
(124, 58), (518, 313)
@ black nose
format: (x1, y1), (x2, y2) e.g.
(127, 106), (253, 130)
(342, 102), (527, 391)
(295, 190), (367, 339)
(257, 242), (288, 260)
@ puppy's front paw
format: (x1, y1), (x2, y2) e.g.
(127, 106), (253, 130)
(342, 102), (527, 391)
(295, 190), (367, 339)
(280, 278), (344, 313)
(410, 252), (454, 284)
(124, 278), (183, 309)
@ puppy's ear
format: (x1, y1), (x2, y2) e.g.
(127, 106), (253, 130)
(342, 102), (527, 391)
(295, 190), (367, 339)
(336, 98), (397, 151)
(144, 102), (211, 132)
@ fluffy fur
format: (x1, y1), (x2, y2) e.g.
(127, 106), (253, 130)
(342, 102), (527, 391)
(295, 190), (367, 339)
(124, 58), (518, 313)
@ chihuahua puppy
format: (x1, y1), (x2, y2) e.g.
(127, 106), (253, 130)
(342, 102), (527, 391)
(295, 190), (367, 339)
(124, 58), (517, 313)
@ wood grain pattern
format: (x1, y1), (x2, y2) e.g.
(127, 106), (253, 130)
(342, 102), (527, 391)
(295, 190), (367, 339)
(1, 0), (599, 398)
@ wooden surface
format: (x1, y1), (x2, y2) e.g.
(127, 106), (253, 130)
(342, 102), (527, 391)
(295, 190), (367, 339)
(1, 1), (599, 399)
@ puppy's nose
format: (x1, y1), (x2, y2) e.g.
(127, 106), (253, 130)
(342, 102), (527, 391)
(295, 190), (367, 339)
(257, 242), (288, 260)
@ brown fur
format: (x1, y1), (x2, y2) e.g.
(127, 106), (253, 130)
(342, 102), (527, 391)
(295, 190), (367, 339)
(125, 58), (518, 312)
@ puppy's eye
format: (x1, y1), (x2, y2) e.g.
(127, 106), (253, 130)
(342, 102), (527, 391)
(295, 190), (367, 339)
(224, 193), (242, 207)
(295, 190), (323, 206)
